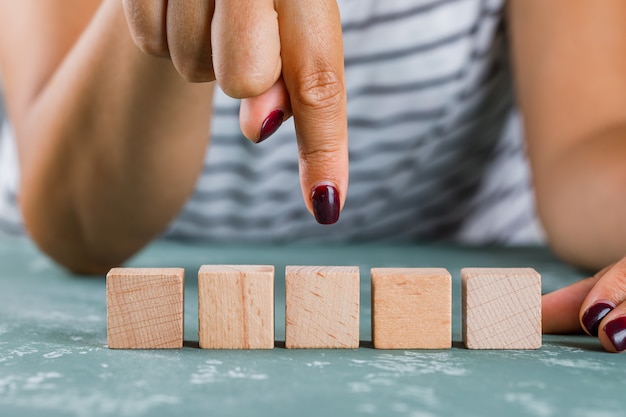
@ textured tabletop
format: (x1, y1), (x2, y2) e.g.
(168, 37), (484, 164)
(0, 236), (623, 417)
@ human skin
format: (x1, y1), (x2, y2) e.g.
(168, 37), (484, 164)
(2, 0), (626, 351)
(0, 0), (347, 274)
(509, 0), (626, 352)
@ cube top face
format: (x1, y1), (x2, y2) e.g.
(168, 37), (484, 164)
(371, 267), (449, 282)
(461, 267), (541, 350)
(285, 266), (360, 349)
(286, 265), (359, 276)
(107, 268), (184, 349)
(198, 265), (274, 350)
(108, 267), (184, 278)
(371, 268), (451, 350)
(199, 265), (274, 275)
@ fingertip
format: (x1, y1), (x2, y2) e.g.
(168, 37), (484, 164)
(577, 260), (626, 338)
(301, 165), (348, 226)
(599, 316), (626, 353)
(240, 106), (289, 143)
(239, 78), (291, 142)
(298, 148), (348, 226)
(257, 109), (285, 143)
(580, 301), (614, 336)
(311, 182), (340, 224)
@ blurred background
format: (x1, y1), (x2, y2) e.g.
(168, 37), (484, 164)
(0, 83), (4, 129)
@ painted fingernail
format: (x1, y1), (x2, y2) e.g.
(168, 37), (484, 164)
(312, 184), (340, 225)
(582, 302), (614, 336)
(604, 317), (626, 352)
(257, 109), (284, 143)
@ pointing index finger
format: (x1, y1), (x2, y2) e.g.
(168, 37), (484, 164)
(276, 0), (348, 224)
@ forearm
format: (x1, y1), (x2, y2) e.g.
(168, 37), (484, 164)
(508, 0), (626, 270)
(9, 1), (213, 272)
(534, 125), (626, 270)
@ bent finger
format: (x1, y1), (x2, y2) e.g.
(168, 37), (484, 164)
(239, 77), (292, 143)
(580, 258), (626, 352)
(277, 0), (348, 224)
(579, 260), (626, 336)
(166, 0), (215, 82)
(122, 0), (169, 57)
(598, 302), (626, 353)
(212, 0), (282, 98)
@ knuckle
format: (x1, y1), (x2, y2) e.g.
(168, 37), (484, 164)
(219, 71), (276, 99)
(294, 69), (344, 110)
(299, 141), (343, 166)
(614, 268), (626, 289)
(179, 67), (215, 83)
(135, 35), (169, 58)
(172, 57), (215, 83)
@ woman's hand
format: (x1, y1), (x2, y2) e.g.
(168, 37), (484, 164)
(543, 258), (626, 352)
(122, 0), (349, 224)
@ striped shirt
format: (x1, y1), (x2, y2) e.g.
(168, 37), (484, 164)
(0, 0), (545, 245)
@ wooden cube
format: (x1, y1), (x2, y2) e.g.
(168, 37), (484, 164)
(198, 265), (274, 349)
(285, 266), (360, 349)
(371, 268), (451, 349)
(462, 268), (541, 349)
(107, 268), (184, 349)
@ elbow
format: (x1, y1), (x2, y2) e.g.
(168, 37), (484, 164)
(544, 234), (599, 273)
(58, 254), (122, 276)
(31, 232), (130, 276)
(545, 230), (621, 273)
(26, 222), (128, 276)
(21, 192), (134, 276)
(537, 201), (624, 273)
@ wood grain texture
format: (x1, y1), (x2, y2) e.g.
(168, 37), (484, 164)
(371, 268), (451, 349)
(285, 266), (360, 349)
(461, 268), (541, 350)
(198, 265), (274, 349)
(107, 268), (184, 349)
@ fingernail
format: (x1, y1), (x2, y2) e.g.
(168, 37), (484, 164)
(257, 109), (284, 143)
(582, 302), (614, 336)
(604, 317), (626, 352)
(312, 184), (340, 225)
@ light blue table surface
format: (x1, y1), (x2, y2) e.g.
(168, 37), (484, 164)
(1, 236), (624, 417)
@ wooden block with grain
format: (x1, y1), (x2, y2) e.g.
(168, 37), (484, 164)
(462, 267), (541, 350)
(107, 268), (184, 349)
(285, 266), (360, 349)
(371, 268), (451, 349)
(198, 265), (274, 349)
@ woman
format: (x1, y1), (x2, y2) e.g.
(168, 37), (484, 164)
(1, 0), (626, 352)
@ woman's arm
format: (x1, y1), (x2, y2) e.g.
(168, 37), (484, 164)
(0, 0), (214, 273)
(510, 0), (626, 351)
(509, 0), (626, 271)
(0, 0), (350, 274)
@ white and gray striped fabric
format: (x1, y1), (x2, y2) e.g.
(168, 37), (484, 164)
(0, 122), (21, 235)
(0, 0), (546, 244)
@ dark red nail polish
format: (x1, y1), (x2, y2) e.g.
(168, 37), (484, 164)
(604, 317), (626, 352)
(312, 184), (340, 225)
(582, 302), (614, 336)
(258, 109), (284, 143)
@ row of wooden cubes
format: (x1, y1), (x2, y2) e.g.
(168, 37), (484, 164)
(106, 266), (541, 350)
